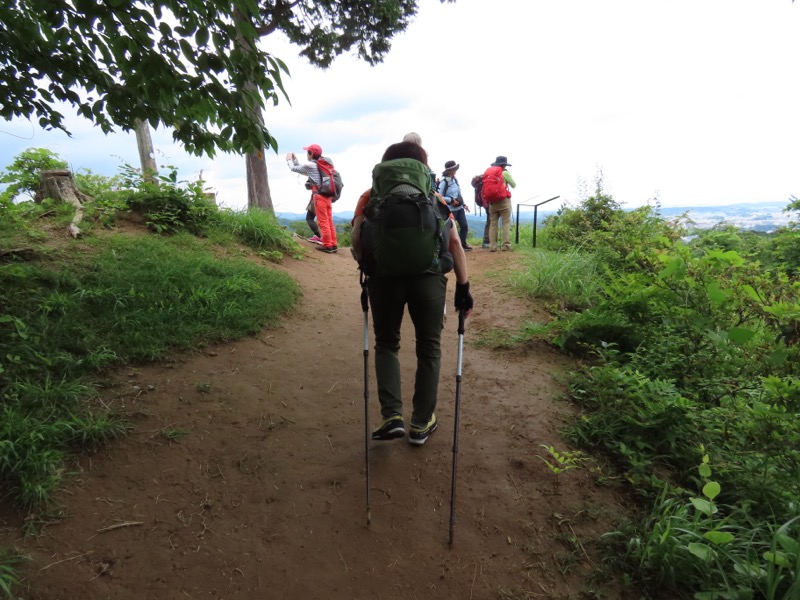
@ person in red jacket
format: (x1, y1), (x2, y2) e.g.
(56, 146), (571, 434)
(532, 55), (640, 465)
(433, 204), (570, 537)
(483, 156), (516, 252)
(287, 144), (338, 253)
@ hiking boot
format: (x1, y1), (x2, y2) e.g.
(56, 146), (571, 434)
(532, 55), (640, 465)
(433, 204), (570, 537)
(372, 415), (405, 440)
(462, 244), (473, 252)
(409, 414), (438, 446)
(481, 242), (490, 249)
(316, 245), (337, 253)
(307, 235), (323, 244)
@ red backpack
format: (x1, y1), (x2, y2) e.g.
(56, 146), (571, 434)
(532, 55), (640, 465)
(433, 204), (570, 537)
(315, 157), (344, 201)
(481, 166), (510, 203)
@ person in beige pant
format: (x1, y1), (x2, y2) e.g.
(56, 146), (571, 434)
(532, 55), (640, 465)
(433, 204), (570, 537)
(487, 156), (516, 251)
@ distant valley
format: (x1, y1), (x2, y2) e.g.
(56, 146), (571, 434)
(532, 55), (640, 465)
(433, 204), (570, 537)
(277, 200), (796, 233)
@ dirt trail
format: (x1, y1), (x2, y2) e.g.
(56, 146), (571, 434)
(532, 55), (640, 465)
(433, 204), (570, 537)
(1, 242), (631, 599)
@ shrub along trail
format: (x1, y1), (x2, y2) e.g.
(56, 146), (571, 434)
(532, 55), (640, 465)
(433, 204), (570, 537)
(0, 243), (633, 599)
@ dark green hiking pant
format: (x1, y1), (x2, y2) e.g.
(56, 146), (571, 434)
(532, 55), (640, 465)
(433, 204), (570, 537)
(367, 273), (447, 426)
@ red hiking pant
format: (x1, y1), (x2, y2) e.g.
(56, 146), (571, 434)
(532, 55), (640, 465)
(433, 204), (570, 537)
(314, 194), (338, 248)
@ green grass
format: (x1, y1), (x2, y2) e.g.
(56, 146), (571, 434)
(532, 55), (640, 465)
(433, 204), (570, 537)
(510, 248), (600, 311)
(0, 551), (25, 600)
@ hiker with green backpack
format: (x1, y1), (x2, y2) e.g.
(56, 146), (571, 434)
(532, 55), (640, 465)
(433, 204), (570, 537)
(351, 140), (473, 446)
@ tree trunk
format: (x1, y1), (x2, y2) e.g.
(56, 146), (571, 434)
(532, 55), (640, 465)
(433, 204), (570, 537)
(246, 146), (274, 212)
(135, 119), (158, 182)
(36, 169), (92, 238)
(232, 5), (274, 214)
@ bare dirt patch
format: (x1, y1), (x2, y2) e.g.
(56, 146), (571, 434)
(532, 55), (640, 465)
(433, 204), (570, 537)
(1, 241), (634, 599)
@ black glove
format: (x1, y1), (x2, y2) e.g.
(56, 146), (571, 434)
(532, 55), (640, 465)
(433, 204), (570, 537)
(454, 281), (473, 312)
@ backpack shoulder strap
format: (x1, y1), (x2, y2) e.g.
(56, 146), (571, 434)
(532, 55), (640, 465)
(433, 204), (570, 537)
(440, 178), (451, 198)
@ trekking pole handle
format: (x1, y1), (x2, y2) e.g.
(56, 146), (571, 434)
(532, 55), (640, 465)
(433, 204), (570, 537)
(457, 308), (465, 336)
(360, 273), (369, 314)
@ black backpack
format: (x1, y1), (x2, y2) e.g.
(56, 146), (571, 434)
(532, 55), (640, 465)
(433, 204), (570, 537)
(359, 158), (454, 278)
(471, 174), (486, 208)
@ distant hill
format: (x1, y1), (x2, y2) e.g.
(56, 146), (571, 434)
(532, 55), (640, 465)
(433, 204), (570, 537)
(278, 200), (795, 233)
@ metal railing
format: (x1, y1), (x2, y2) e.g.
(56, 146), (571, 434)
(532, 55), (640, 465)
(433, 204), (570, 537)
(515, 196), (560, 248)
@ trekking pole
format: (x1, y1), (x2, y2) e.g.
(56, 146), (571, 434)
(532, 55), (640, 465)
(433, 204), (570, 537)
(360, 272), (371, 526)
(448, 308), (466, 547)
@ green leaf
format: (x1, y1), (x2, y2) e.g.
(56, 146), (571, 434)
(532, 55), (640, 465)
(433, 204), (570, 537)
(196, 27), (209, 47)
(688, 542), (714, 561)
(775, 533), (800, 554)
(768, 348), (789, 365)
(691, 497), (717, 516)
(706, 282), (730, 305)
(763, 551), (790, 567)
(742, 284), (761, 302)
(704, 530), (734, 545)
(699, 464), (712, 478)
(702, 481), (721, 501)
(659, 257), (687, 280)
(727, 327), (755, 345)
(733, 562), (766, 578)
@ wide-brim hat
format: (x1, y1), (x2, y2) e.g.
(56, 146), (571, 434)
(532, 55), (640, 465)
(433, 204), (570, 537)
(442, 160), (460, 174)
(491, 155), (511, 167)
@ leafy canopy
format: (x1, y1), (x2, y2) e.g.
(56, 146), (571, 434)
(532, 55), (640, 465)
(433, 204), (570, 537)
(0, 0), (453, 157)
(1, 0), (289, 157)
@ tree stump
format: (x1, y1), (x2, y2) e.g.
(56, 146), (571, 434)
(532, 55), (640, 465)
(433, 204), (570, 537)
(35, 169), (92, 238)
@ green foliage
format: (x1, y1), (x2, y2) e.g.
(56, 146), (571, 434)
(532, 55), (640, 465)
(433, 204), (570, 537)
(538, 445), (584, 476)
(614, 455), (800, 599)
(784, 195), (800, 217)
(0, 550), (25, 600)
(507, 190), (800, 597)
(161, 427), (189, 443)
(216, 209), (302, 256)
(1, 1), (452, 157)
(0, 148), (67, 206)
(0, 0), (289, 156)
(540, 177), (684, 272)
(120, 164), (220, 235)
(510, 248), (600, 310)
(73, 167), (125, 199)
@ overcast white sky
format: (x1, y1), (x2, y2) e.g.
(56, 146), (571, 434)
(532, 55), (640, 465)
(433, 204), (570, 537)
(2, 0), (798, 216)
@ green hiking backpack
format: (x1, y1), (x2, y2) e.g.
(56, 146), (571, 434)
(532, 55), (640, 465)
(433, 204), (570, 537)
(360, 158), (454, 278)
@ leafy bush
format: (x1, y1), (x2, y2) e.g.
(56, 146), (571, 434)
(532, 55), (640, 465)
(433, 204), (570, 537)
(613, 456), (800, 600)
(0, 148), (68, 206)
(122, 165), (220, 235)
(515, 190), (800, 597)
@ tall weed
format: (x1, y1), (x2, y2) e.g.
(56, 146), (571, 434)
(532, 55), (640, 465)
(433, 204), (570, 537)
(510, 248), (600, 310)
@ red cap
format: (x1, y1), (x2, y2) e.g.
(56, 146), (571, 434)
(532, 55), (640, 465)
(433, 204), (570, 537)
(303, 144), (323, 157)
